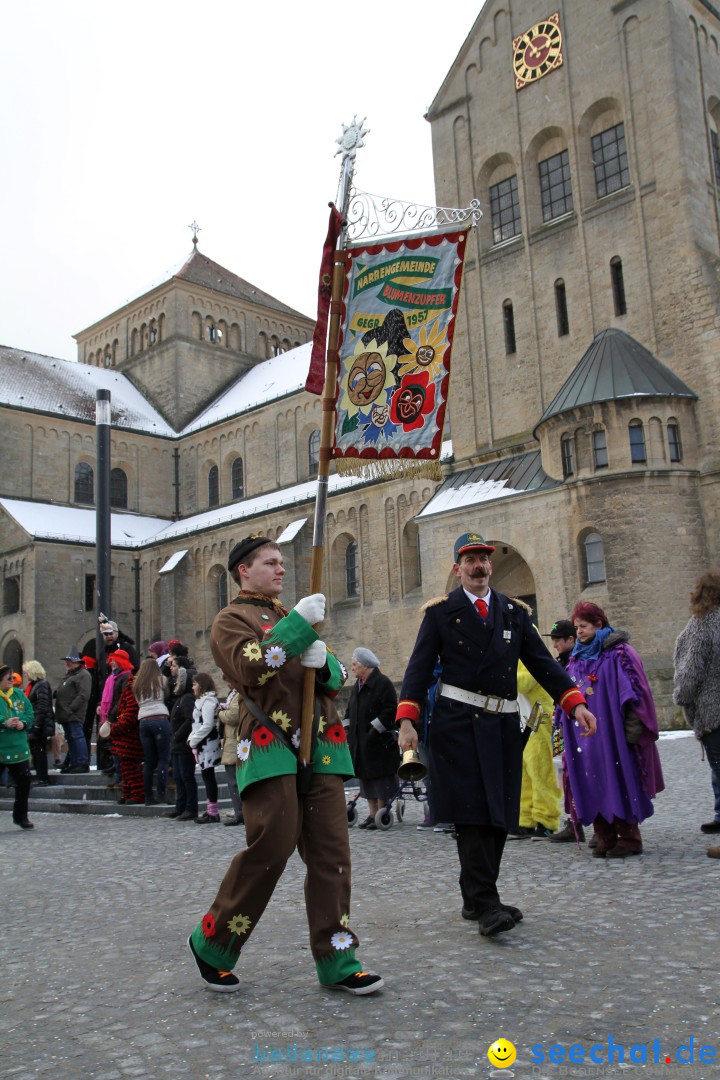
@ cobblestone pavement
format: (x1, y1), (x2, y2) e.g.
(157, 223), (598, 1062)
(2, 735), (718, 1080)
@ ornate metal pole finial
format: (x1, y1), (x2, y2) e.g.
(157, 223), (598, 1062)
(189, 220), (201, 248)
(335, 116), (369, 163)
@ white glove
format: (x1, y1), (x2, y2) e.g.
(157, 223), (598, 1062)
(294, 593), (326, 625)
(300, 640), (327, 668)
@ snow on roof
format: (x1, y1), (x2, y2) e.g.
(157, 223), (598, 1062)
(277, 518), (308, 543)
(157, 549), (188, 574)
(418, 451), (557, 518)
(180, 344), (312, 434)
(0, 498), (171, 547)
(0, 346), (175, 435)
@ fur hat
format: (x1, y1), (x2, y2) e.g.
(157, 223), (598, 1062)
(108, 649), (133, 672)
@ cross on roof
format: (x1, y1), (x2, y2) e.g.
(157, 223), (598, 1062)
(189, 220), (201, 248)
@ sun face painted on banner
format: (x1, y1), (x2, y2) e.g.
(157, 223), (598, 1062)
(334, 230), (467, 477)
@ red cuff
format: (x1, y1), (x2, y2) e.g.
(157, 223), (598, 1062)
(396, 700), (421, 724)
(558, 688), (586, 714)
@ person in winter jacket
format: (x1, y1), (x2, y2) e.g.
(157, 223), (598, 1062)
(0, 663), (35, 828)
(189, 673), (222, 823)
(111, 671), (143, 804)
(55, 653), (91, 772)
(344, 647), (398, 830)
(166, 657), (198, 821)
(23, 660), (53, 785)
(219, 683), (243, 825)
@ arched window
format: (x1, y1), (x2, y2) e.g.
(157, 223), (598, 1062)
(309, 430), (321, 477)
(592, 429), (608, 469)
(3, 577), (20, 615)
(2, 639), (23, 675)
(667, 421), (682, 463)
(610, 256), (627, 316)
(561, 435), (574, 478)
(110, 467), (128, 508)
(401, 521), (421, 594)
(583, 532), (606, 585)
(345, 541), (359, 598)
(629, 420), (646, 464)
(502, 300), (516, 355)
(217, 572), (228, 611)
(591, 122), (629, 197)
(208, 465), (219, 508)
(74, 462), (94, 504)
(555, 279), (569, 336)
(231, 457), (244, 499)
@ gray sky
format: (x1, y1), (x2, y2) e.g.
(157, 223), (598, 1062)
(1, 1), (485, 362)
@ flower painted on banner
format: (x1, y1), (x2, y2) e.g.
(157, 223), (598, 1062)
(237, 739), (251, 762)
(325, 723), (346, 744)
(340, 913), (350, 928)
(242, 641), (263, 662)
(252, 726), (275, 747)
(390, 369), (436, 432)
(257, 670), (277, 687)
(291, 730), (301, 749)
(339, 338), (395, 420)
(202, 912), (217, 937)
(264, 645), (287, 669)
(331, 931), (354, 951)
(397, 318), (448, 382)
(269, 709), (292, 732)
(228, 913), (252, 937)
(322, 754), (331, 766)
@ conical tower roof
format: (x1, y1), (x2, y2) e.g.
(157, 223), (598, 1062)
(534, 328), (696, 434)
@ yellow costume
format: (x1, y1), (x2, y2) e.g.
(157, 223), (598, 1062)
(517, 661), (562, 832)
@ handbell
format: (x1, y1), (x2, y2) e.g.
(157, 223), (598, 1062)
(397, 749), (428, 782)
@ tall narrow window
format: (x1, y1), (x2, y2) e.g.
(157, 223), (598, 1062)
(667, 421), (682, 462)
(593, 429), (608, 469)
(555, 279), (569, 336)
(538, 149), (573, 221)
(217, 572), (228, 611)
(629, 420), (646, 463)
(489, 175), (521, 243)
(110, 468), (128, 509)
(85, 574), (96, 612)
(583, 532), (606, 584)
(231, 457), (244, 499)
(208, 465), (219, 508)
(591, 123), (629, 198)
(610, 256), (627, 316)
(74, 462), (94, 504)
(712, 130), (720, 186)
(308, 430), (320, 476)
(345, 541), (359, 598)
(502, 300), (516, 355)
(561, 435), (574, 478)
(3, 578), (20, 615)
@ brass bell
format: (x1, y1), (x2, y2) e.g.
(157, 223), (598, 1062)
(397, 749), (428, 782)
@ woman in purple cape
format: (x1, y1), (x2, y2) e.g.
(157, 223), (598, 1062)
(558, 602), (664, 858)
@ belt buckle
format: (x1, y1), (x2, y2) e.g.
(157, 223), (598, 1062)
(482, 694), (504, 714)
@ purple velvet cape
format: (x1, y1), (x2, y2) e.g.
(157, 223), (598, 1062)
(559, 640), (664, 825)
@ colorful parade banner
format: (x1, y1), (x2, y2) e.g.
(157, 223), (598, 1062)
(333, 229), (468, 478)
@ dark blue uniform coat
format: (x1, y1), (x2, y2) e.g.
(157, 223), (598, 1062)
(399, 587), (579, 830)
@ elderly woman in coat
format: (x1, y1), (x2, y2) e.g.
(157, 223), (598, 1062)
(344, 647), (399, 831)
(673, 570), (720, 846)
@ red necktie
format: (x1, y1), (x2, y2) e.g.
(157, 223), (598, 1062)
(475, 598), (488, 619)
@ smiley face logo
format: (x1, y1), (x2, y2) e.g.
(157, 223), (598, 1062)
(487, 1039), (516, 1068)
(347, 351), (386, 407)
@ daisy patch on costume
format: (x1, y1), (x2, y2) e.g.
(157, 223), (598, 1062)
(340, 913), (350, 928)
(331, 931), (353, 951)
(269, 709), (292, 732)
(257, 670), (277, 687)
(264, 645), (287, 669)
(237, 739), (251, 762)
(228, 913), (252, 937)
(242, 641), (262, 662)
(322, 754), (331, 766)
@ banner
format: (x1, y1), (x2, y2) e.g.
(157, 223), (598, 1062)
(305, 205), (343, 395)
(333, 229), (467, 478)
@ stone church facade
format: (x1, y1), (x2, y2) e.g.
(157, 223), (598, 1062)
(1, 0), (719, 722)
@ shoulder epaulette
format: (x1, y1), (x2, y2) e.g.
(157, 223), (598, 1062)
(509, 596), (532, 614)
(421, 594), (449, 612)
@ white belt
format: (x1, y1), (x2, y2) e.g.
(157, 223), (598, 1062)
(438, 681), (518, 715)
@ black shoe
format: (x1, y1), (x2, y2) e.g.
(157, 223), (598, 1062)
(701, 821), (720, 833)
(530, 824), (554, 841)
(462, 903), (523, 924)
(478, 909), (515, 937)
(35, 780), (50, 787)
(13, 818), (34, 830)
(195, 813), (220, 824)
(187, 935), (240, 993)
(357, 816), (374, 830)
(549, 819), (585, 843)
(165, 809), (183, 818)
(224, 817), (244, 826)
(176, 811), (195, 821)
(66, 763), (90, 774)
(327, 971), (384, 995)
(507, 827), (533, 839)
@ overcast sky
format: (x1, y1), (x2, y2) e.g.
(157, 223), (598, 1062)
(1, 1), (486, 362)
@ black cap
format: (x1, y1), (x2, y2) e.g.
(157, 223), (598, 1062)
(228, 535), (273, 573)
(544, 619), (575, 639)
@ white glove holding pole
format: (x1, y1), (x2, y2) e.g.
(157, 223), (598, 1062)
(294, 593), (326, 625)
(300, 640), (328, 668)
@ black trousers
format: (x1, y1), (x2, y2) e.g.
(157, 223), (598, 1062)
(5, 760), (31, 822)
(455, 823), (508, 913)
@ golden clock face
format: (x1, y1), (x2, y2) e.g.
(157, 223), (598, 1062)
(513, 12), (563, 90)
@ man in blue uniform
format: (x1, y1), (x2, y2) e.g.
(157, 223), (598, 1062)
(396, 532), (596, 937)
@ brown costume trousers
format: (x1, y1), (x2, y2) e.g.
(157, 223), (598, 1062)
(206, 772), (356, 964)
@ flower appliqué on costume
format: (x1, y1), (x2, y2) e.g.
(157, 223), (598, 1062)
(331, 931), (353, 951)
(252, 726), (275, 747)
(325, 723), (346, 744)
(202, 912), (217, 937)
(269, 709), (292, 732)
(318, 716), (327, 734)
(291, 730), (301, 749)
(237, 739), (251, 762)
(242, 641), (263, 662)
(228, 913), (252, 937)
(589, 673), (598, 683)
(257, 670), (277, 687)
(265, 645), (287, 669)
(340, 913), (350, 928)
(322, 754), (331, 766)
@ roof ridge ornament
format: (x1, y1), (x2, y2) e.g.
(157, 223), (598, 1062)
(188, 220), (201, 249)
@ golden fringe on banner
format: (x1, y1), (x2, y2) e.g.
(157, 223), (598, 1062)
(335, 458), (443, 482)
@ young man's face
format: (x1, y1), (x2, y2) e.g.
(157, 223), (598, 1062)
(452, 550), (492, 595)
(239, 545), (285, 597)
(552, 635), (575, 655)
